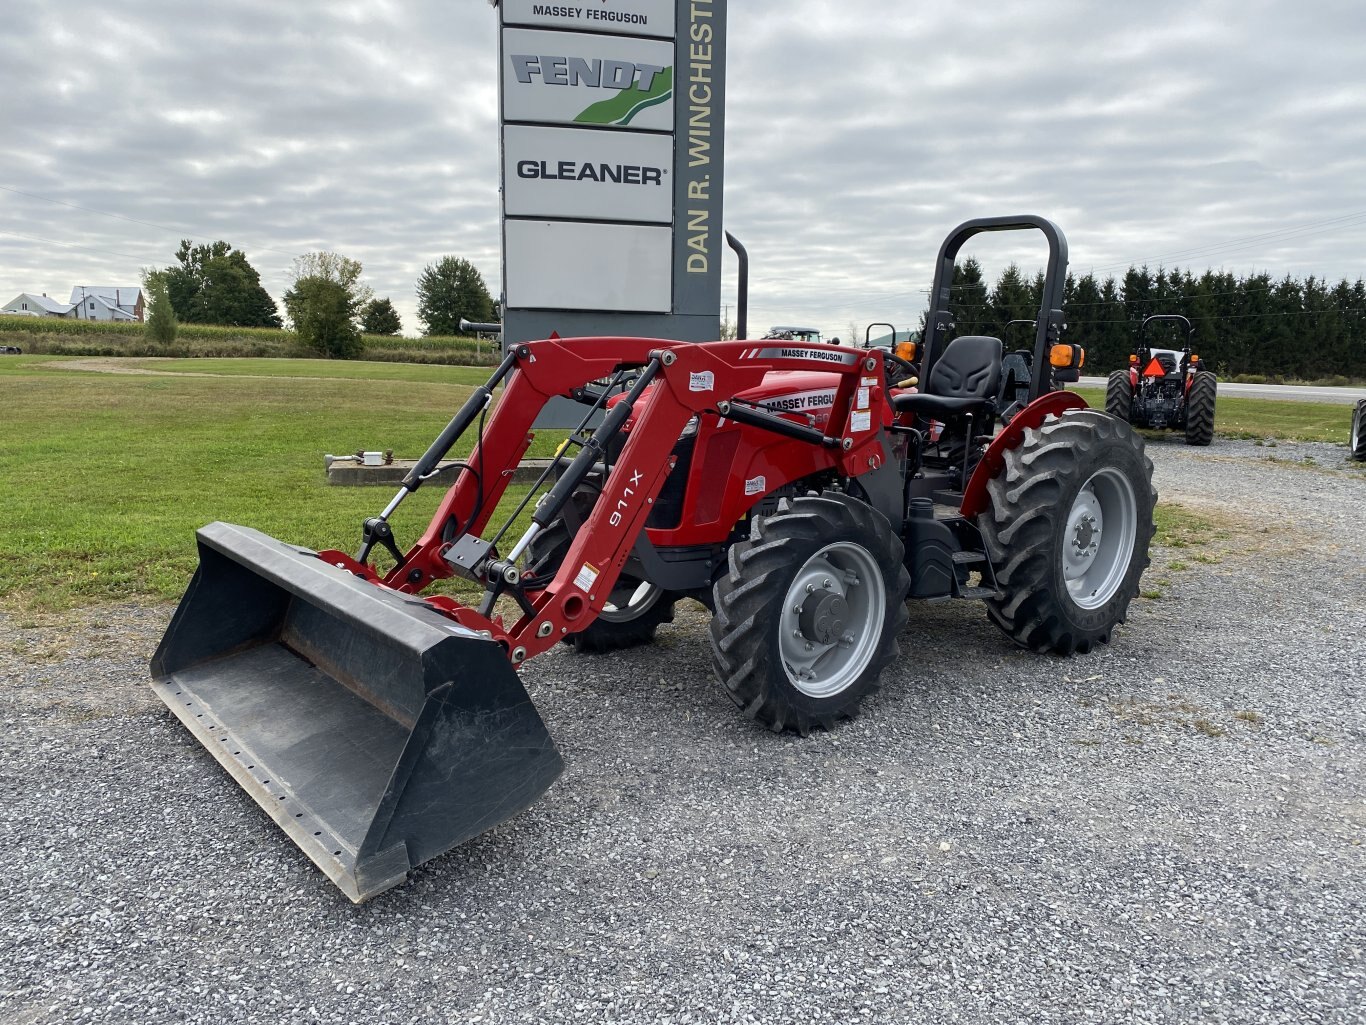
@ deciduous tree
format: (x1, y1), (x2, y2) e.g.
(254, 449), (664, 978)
(416, 257), (495, 336)
(361, 297), (402, 336)
(283, 252), (372, 359)
(161, 240), (281, 328)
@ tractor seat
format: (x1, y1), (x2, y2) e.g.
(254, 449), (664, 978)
(891, 335), (1003, 419)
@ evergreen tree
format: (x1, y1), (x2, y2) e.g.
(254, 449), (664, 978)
(142, 269), (178, 346)
(990, 264), (1037, 326)
(947, 257), (991, 337)
(962, 262), (1366, 380)
(1066, 273), (1112, 367)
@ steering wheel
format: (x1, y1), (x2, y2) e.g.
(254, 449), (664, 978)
(881, 351), (919, 390)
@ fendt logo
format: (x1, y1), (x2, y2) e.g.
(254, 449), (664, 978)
(509, 53), (674, 126)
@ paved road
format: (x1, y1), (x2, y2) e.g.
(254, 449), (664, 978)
(1077, 376), (1366, 404)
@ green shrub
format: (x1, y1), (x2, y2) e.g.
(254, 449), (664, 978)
(0, 318), (500, 364)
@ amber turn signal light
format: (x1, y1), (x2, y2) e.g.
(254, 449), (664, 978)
(1050, 344), (1084, 369)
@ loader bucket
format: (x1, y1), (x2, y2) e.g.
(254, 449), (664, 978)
(150, 522), (563, 903)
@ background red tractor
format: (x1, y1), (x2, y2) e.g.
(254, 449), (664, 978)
(1106, 313), (1218, 445)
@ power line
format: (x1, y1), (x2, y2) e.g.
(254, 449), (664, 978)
(0, 229), (155, 263)
(0, 183), (307, 260)
(1086, 209), (1366, 273)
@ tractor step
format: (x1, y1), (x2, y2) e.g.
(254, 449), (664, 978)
(954, 585), (999, 600)
(951, 550), (986, 565)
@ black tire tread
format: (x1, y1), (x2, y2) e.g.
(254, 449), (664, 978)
(1184, 371), (1217, 446)
(709, 493), (909, 735)
(978, 409), (1156, 655)
(525, 502), (677, 653)
(1350, 399), (1366, 461)
(1105, 370), (1133, 423)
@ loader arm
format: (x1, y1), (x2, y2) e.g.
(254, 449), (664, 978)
(375, 338), (892, 665)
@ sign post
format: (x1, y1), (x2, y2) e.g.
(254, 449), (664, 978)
(492, 0), (727, 358)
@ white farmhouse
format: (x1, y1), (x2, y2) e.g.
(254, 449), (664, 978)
(1, 292), (76, 317)
(67, 286), (144, 322)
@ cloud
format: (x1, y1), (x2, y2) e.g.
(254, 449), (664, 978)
(3, 0), (1364, 341)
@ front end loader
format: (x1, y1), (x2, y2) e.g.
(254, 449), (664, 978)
(151, 216), (1156, 902)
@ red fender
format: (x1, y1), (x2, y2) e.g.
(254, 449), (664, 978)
(959, 391), (1088, 519)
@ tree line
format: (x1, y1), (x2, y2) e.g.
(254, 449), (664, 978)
(943, 258), (1366, 379)
(141, 242), (495, 358)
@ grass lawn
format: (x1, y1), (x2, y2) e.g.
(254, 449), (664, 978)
(0, 356), (1354, 611)
(1071, 387), (1351, 443)
(89, 357), (496, 385)
(0, 356), (556, 610)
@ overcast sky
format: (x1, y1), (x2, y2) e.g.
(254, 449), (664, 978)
(3, 0), (1364, 340)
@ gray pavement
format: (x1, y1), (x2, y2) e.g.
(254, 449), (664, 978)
(2, 437), (1364, 1024)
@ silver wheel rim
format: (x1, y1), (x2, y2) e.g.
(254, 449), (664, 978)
(778, 541), (885, 699)
(1063, 467), (1138, 610)
(1353, 408), (1362, 452)
(598, 579), (664, 623)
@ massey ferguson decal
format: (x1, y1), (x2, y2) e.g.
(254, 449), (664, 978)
(757, 389), (838, 414)
(740, 346), (860, 365)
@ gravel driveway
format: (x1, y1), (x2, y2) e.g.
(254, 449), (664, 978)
(2, 438), (1363, 1025)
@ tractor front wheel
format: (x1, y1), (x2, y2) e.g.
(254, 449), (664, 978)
(979, 409), (1155, 655)
(710, 493), (909, 734)
(525, 495), (677, 652)
(1105, 370), (1133, 423)
(1349, 399), (1366, 461)
(1184, 371), (1217, 446)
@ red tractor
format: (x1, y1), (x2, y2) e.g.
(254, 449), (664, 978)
(151, 216), (1156, 901)
(1106, 314), (1217, 445)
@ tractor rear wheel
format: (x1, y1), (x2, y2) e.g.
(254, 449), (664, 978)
(978, 409), (1155, 655)
(525, 497), (677, 652)
(1350, 399), (1366, 461)
(1184, 371), (1217, 446)
(1105, 370), (1133, 423)
(710, 493), (909, 734)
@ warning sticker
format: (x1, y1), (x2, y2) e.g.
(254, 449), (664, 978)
(850, 410), (872, 433)
(856, 387), (870, 409)
(861, 376), (879, 387)
(744, 475), (767, 496)
(689, 370), (715, 392)
(574, 562), (599, 592)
